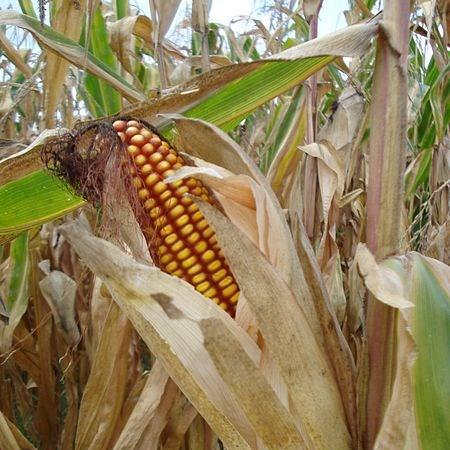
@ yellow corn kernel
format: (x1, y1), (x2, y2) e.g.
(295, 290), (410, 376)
(192, 273), (207, 285)
(186, 232), (201, 245)
(207, 260), (222, 273)
(230, 292), (239, 304)
(212, 268), (227, 282)
(201, 250), (215, 263)
(143, 198), (156, 210)
(171, 240), (185, 253)
(164, 233), (178, 246)
(196, 281), (211, 293)
(187, 264), (202, 276)
(160, 225), (174, 237)
(203, 287), (217, 298)
(218, 276), (233, 289)
(194, 240), (207, 254)
(160, 253), (173, 265)
(181, 255), (197, 269)
(145, 173), (159, 187)
(166, 261), (178, 273)
(153, 181), (168, 195)
(175, 214), (190, 227)
(180, 224), (194, 236)
(223, 284), (238, 298)
(169, 204), (184, 219)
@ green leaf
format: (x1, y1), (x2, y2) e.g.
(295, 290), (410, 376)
(18, 0), (37, 18)
(0, 171), (84, 235)
(185, 56), (333, 127)
(82, 8), (122, 116)
(412, 256), (450, 450)
(1, 232), (30, 349)
(6, 233), (29, 311)
(113, 0), (130, 20)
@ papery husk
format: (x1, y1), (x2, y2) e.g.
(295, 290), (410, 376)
(59, 220), (264, 450)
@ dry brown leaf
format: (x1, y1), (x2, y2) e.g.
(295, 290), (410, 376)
(201, 317), (306, 450)
(59, 220), (259, 449)
(112, 360), (170, 450)
(44, 0), (87, 127)
(0, 31), (32, 78)
(135, 379), (178, 450)
(151, 0), (182, 40)
(39, 269), (80, 346)
(0, 410), (31, 450)
(196, 200), (352, 449)
(160, 389), (198, 450)
(355, 244), (414, 310)
(374, 315), (416, 450)
(75, 302), (132, 450)
(0, 128), (69, 187)
(109, 15), (153, 74)
(29, 245), (58, 449)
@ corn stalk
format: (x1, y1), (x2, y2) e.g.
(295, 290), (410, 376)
(364, 1), (411, 447)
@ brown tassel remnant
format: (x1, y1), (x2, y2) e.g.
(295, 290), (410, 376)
(42, 118), (240, 316)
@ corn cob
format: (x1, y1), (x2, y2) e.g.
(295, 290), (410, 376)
(112, 119), (239, 316)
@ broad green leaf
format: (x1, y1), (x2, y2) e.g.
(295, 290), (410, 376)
(0, 171), (84, 235)
(412, 256), (450, 450)
(0, 11), (145, 103)
(185, 56), (333, 127)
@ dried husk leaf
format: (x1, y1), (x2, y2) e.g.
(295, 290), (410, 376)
(168, 119), (358, 445)
(59, 220), (260, 449)
(201, 318), (306, 450)
(196, 200), (352, 449)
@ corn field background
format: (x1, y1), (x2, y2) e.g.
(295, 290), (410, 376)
(0, 0), (449, 449)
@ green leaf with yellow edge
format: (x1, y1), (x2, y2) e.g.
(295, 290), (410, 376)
(0, 171), (84, 235)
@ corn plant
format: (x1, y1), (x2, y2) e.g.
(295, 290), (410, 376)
(0, 1), (448, 449)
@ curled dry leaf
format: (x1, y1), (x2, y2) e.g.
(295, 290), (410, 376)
(355, 244), (414, 310)
(108, 15), (187, 75)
